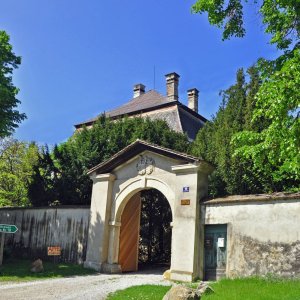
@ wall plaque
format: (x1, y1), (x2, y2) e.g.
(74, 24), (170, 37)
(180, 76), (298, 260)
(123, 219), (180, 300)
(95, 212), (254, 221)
(136, 155), (155, 175)
(181, 199), (190, 205)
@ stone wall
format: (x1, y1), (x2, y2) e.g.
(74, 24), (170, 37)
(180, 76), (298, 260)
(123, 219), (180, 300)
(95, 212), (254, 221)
(202, 193), (300, 278)
(0, 206), (90, 263)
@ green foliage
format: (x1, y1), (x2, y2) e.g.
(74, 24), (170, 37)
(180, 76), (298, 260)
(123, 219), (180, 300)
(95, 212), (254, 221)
(192, 0), (245, 40)
(28, 146), (59, 207)
(0, 138), (39, 207)
(139, 189), (172, 264)
(191, 0), (300, 50)
(191, 0), (300, 194)
(107, 285), (171, 300)
(191, 67), (265, 196)
(233, 49), (300, 190)
(0, 31), (26, 137)
(29, 117), (189, 206)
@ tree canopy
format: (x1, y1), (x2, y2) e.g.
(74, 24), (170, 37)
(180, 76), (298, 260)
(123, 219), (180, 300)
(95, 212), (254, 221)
(0, 138), (39, 207)
(233, 49), (300, 190)
(28, 116), (190, 206)
(191, 0), (300, 194)
(191, 66), (270, 196)
(0, 31), (26, 138)
(192, 0), (300, 50)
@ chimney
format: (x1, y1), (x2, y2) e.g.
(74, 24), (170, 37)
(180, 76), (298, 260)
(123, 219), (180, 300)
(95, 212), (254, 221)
(187, 88), (199, 113)
(165, 72), (180, 101)
(133, 84), (145, 98)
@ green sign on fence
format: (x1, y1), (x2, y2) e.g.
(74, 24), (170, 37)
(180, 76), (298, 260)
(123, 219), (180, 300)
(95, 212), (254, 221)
(0, 224), (18, 233)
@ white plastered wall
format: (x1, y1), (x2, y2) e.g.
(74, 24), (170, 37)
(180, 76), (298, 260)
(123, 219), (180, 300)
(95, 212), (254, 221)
(203, 199), (300, 278)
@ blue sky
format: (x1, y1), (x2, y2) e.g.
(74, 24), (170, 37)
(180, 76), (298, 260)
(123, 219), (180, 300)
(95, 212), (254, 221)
(1, 0), (278, 145)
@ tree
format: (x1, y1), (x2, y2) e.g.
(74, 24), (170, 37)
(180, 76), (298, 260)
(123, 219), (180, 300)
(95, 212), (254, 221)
(0, 31), (26, 137)
(29, 116), (190, 206)
(192, 0), (299, 50)
(0, 138), (39, 207)
(28, 146), (59, 207)
(192, 0), (300, 193)
(233, 50), (300, 190)
(191, 67), (266, 197)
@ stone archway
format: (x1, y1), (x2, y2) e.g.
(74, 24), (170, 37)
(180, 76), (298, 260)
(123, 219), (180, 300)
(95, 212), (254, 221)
(84, 140), (213, 282)
(118, 187), (173, 273)
(104, 176), (175, 274)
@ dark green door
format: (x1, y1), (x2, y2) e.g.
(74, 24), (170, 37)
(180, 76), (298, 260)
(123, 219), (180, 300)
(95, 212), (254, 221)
(204, 224), (227, 280)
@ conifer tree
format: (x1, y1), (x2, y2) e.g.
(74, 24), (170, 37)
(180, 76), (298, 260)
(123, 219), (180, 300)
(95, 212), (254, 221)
(191, 67), (264, 197)
(28, 117), (189, 206)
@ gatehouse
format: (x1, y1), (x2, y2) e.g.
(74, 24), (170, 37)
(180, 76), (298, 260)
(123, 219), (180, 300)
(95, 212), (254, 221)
(84, 139), (213, 282)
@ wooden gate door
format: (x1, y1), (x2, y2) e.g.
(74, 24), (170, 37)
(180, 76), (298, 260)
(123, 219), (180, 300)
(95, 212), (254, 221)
(119, 193), (141, 272)
(204, 224), (227, 280)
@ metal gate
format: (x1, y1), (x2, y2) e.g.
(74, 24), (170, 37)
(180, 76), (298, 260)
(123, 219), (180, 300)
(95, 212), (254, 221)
(204, 224), (227, 280)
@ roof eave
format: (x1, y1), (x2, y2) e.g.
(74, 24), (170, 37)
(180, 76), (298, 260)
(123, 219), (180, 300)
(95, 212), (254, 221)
(87, 139), (205, 175)
(178, 103), (208, 122)
(74, 101), (207, 128)
(74, 101), (178, 128)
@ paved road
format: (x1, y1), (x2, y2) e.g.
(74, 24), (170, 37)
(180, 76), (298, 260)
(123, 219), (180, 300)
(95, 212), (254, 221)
(0, 271), (171, 300)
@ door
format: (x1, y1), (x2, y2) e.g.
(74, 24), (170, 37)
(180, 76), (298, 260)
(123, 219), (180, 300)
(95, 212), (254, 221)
(204, 224), (227, 280)
(119, 193), (141, 272)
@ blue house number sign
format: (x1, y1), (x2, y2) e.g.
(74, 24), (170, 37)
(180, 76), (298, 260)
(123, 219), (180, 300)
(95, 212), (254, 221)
(183, 186), (189, 192)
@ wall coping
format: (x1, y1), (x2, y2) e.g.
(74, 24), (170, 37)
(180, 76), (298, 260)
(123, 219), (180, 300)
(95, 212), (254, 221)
(0, 205), (91, 211)
(202, 192), (300, 205)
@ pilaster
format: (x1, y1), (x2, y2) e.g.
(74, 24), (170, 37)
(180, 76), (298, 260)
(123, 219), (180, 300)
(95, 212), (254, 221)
(84, 173), (116, 271)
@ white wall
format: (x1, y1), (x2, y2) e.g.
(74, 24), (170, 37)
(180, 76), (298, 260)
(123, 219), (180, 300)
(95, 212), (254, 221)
(0, 207), (90, 263)
(202, 196), (300, 278)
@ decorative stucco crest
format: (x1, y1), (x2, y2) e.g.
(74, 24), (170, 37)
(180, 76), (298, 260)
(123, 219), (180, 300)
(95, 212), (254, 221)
(136, 155), (155, 175)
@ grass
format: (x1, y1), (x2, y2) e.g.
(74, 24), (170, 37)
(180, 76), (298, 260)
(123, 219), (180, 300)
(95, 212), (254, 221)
(107, 277), (300, 300)
(106, 285), (171, 300)
(0, 258), (97, 282)
(202, 277), (300, 300)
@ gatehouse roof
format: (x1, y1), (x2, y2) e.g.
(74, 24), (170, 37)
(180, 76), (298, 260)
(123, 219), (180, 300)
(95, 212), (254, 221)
(87, 139), (209, 175)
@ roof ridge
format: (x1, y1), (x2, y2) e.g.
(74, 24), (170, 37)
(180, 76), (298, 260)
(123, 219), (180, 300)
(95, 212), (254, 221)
(122, 89), (166, 103)
(74, 89), (208, 129)
(136, 139), (204, 161)
(87, 139), (205, 175)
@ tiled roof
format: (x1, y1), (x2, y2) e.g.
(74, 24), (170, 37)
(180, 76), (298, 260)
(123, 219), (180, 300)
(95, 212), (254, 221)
(87, 139), (207, 175)
(203, 192), (300, 205)
(74, 90), (208, 140)
(75, 90), (175, 127)
(107, 90), (173, 117)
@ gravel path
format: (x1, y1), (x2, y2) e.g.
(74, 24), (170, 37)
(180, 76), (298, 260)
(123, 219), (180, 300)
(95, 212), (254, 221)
(0, 271), (172, 300)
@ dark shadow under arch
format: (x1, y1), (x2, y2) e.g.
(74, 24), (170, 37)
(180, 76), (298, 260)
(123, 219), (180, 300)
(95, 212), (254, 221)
(139, 188), (172, 268)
